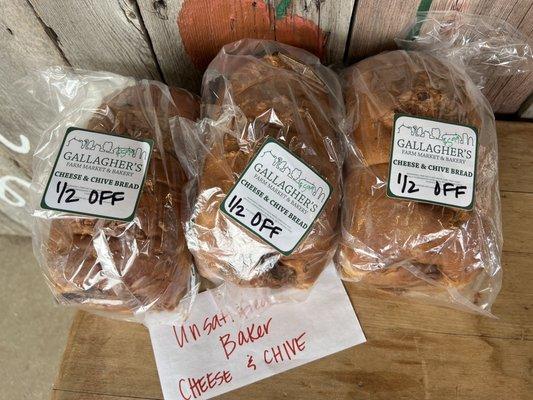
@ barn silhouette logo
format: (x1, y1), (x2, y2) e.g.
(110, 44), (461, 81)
(396, 123), (475, 148)
(65, 136), (148, 160)
(260, 150), (327, 202)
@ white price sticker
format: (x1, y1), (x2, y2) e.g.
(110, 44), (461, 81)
(41, 127), (152, 221)
(220, 138), (332, 255)
(387, 114), (478, 210)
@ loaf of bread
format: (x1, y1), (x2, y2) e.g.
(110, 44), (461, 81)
(338, 50), (502, 310)
(186, 39), (344, 289)
(37, 80), (199, 317)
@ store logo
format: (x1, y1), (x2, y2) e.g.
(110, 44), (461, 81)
(397, 123), (475, 147)
(260, 150), (327, 201)
(66, 136), (148, 160)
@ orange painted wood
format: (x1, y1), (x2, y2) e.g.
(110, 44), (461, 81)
(137, 0), (355, 92)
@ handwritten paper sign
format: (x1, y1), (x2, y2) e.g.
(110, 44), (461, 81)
(148, 265), (365, 400)
(388, 114), (478, 210)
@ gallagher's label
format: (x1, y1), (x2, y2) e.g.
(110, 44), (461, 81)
(41, 127), (153, 221)
(387, 114), (478, 210)
(220, 138), (332, 255)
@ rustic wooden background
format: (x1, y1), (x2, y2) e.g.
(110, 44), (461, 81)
(1, 0), (532, 236)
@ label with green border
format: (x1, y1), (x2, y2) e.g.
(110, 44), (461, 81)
(220, 137), (332, 255)
(41, 127), (153, 221)
(387, 114), (478, 210)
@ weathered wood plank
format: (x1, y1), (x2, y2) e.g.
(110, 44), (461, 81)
(0, 0), (67, 173)
(345, 0), (421, 61)
(0, 0), (70, 236)
(56, 331), (530, 400)
(429, 0), (533, 113)
(519, 96), (533, 118)
(501, 192), (533, 254)
(346, 0), (533, 113)
(52, 391), (142, 400)
(486, 72), (533, 115)
(136, 0), (201, 92)
(54, 312), (161, 400)
(27, 0), (161, 80)
(221, 330), (531, 400)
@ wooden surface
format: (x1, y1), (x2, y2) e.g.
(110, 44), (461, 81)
(277, 0), (356, 63)
(52, 120), (532, 399)
(346, 0), (421, 60)
(1, 0), (533, 236)
(136, 0), (201, 92)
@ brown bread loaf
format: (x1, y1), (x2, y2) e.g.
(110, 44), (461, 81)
(42, 82), (199, 316)
(186, 40), (344, 289)
(338, 50), (502, 308)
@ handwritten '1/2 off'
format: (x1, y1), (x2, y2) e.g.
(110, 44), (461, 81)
(396, 173), (467, 199)
(55, 180), (125, 205)
(227, 195), (282, 239)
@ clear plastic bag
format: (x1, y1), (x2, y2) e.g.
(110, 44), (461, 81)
(27, 67), (200, 323)
(396, 11), (533, 89)
(183, 39), (344, 302)
(338, 12), (532, 314)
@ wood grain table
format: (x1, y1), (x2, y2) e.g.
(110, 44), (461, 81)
(51, 121), (532, 400)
